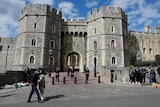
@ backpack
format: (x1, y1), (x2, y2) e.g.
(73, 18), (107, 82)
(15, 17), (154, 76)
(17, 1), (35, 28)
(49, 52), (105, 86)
(39, 75), (45, 88)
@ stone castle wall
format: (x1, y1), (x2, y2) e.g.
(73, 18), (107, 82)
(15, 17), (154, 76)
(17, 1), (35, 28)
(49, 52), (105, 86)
(1, 4), (160, 76)
(0, 38), (16, 73)
(129, 27), (160, 62)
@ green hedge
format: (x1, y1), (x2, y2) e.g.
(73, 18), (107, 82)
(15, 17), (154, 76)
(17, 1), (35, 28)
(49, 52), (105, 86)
(135, 60), (158, 67)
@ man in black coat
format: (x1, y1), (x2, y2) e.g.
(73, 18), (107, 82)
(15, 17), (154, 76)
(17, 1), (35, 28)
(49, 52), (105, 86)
(27, 70), (43, 103)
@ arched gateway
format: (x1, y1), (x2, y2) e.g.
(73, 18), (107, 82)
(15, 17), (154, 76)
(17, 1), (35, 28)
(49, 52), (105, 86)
(66, 52), (80, 72)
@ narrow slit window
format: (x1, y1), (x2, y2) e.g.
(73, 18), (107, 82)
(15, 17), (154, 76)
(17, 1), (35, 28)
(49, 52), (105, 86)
(34, 23), (36, 29)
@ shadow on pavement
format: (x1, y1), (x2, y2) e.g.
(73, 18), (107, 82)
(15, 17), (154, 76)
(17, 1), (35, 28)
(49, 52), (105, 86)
(0, 94), (16, 98)
(44, 94), (65, 102)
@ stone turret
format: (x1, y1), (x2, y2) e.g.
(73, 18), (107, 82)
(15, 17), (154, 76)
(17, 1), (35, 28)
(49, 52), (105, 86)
(20, 4), (62, 19)
(144, 25), (150, 33)
(154, 26), (160, 34)
(87, 6), (123, 21)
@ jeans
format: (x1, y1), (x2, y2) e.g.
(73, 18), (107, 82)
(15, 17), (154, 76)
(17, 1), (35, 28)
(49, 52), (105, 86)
(28, 84), (41, 102)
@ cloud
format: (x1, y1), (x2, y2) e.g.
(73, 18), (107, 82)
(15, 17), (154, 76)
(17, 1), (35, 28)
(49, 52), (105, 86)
(0, 0), (54, 37)
(0, 0), (25, 37)
(58, 1), (78, 18)
(109, 0), (139, 10)
(85, 0), (99, 8)
(27, 0), (54, 5)
(109, 0), (160, 32)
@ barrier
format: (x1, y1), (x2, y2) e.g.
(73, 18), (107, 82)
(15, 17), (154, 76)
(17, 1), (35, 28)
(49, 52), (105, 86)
(98, 76), (100, 83)
(74, 77), (77, 84)
(52, 77), (54, 85)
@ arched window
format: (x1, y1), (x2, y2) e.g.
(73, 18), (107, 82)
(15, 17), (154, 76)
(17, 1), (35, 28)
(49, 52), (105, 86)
(149, 48), (152, 54)
(30, 56), (35, 64)
(75, 32), (78, 36)
(111, 40), (115, 47)
(31, 38), (36, 46)
(50, 40), (55, 49)
(112, 57), (116, 64)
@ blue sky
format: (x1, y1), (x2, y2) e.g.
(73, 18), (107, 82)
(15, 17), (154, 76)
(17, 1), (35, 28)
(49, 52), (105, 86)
(0, 0), (160, 37)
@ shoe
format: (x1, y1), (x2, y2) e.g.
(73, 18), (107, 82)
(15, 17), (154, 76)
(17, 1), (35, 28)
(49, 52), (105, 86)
(27, 100), (31, 103)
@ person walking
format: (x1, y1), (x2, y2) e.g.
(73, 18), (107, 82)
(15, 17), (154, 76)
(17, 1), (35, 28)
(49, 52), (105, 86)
(85, 67), (90, 81)
(55, 67), (60, 82)
(110, 68), (114, 83)
(147, 66), (152, 84)
(27, 70), (43, 103)
(150, 68), (156, 83)
(38, 68), (45, 101)
(140, 66), (146, 86)
(67, 66), (71, 77)
(70, 68), (74, 81)
(129, 67), (134, 83)
(135, 66), (140, 84)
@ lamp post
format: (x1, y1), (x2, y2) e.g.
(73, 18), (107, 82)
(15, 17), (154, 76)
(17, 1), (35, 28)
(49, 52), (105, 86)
(94, 41), (97, 77)
(49, 49), (53, 77)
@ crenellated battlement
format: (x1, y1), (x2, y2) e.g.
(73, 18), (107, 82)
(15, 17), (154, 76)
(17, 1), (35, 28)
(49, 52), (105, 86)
(155, 26), (160, 34)
(20, 4), (62, 19)
(0, 37), (16, 43)
(87, 6), (123, 20)
(63, 19), (86, 25)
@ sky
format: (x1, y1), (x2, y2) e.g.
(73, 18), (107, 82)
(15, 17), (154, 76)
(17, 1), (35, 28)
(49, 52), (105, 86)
(0, 0), (160, 37)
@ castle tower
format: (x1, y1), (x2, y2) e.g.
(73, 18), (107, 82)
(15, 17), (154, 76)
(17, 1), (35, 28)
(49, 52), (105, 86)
(61, 19), (87, 72)
(86, 6), (128, 75)
(144, 25), (150, 33)
(13, 4), (62, 71)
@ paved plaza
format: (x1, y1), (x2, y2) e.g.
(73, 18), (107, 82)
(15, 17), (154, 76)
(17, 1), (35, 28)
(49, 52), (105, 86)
(0, 72), (160, 106)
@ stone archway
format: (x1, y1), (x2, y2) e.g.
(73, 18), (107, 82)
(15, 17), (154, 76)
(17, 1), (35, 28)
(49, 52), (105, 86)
(66, 52), (80, 71)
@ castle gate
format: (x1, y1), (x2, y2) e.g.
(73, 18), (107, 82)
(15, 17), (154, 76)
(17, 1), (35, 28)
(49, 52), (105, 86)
(66, 52), (80, 71)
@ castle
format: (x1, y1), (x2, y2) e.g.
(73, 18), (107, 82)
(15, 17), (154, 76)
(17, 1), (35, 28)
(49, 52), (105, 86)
(0, 4), (160, 75)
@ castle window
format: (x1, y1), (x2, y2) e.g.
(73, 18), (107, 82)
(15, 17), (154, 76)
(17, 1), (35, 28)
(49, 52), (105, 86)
(66, 32), (69, 36)
(34, 23), (36, 29)
(84, 32), (87, 37)
(75, 32), (78, 36)
(111, 40), (115, 47)
(143, 48), (146, 54)
(31, 38), (36, 46)
(94, 28), (96, 34)
(70, 32), (73, 36)
(52, 25), (57, 33)
(149, 48), (152, 54)
(49, 56), (54, 65)
(0, 45), (2, 51)
(112, 57), (116, 64)
(30, 56), (35, 64)
(79, 32), (82, 36)
(111, 26), (114, 33)
(50, 40), (55, 49)
(94, 41), (97, 50)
